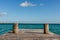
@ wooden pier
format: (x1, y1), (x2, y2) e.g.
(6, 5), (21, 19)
(0, 23), (60, 40)
(13, 23), (49, 34)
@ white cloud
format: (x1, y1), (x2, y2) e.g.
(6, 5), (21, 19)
(20, 1), (37, 7)
(0, 12), (7, 16)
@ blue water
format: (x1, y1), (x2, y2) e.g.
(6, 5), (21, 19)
(0, 23), (60, 35)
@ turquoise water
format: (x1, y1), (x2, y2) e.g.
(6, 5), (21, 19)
(0, 24), (60, 35)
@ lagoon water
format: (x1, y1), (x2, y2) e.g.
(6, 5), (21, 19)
(0, 24), (60, 35)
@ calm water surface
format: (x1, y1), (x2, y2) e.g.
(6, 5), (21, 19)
(0, 23), (60, 35)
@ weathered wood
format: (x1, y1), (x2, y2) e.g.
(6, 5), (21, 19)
(44, 24), (49, 34)
(13, 23), (18, 34)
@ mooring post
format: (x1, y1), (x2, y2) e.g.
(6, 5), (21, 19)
(44, 24), (49, 34)
(13, 23), (18, 34)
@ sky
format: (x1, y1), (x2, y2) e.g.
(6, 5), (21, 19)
(0, 0), (60, 23)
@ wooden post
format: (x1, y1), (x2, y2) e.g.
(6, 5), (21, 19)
(13, 23), (18, 34)
(44, 24), (49, 34)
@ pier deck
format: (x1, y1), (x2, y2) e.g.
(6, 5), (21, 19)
(0, 29), (60, 40)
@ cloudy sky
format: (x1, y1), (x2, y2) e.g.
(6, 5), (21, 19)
(0, 0), (60, 23)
